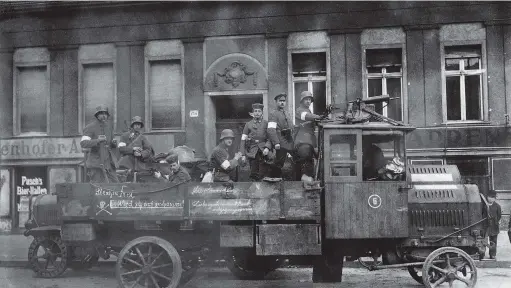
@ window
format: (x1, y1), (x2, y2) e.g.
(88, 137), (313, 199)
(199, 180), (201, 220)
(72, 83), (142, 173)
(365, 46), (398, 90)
(0, 169), (10, 217)
(145, 41), (185, 131)
(444, 45), (483, 121)
(492, 158), (511, 192)
(78, 44), (116, 131)
(13, 48), (50, 136)
(364, 48), (403, 121)
(292, 52), (327, 117)
(330, 134), (358, 177)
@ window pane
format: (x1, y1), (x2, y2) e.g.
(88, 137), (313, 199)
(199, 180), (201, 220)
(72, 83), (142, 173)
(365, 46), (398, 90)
(330, 135), (357, 161)
(17, 66), (47, 133)
(294, 82), (309, 111)
(367, 67), (382, 74)
(387, 78), (402, 121)
(446, 76), (461, 120)
(292, 52), (326, 76)
(445, 45), (481, 58)
(150, 60), (182, 130)
(465, 57), (480, 70)
(368, 79), (383, 115)
(312, 81), (326, 115)
(83, 63), (115, 126)
(366, 48), (402, 67)
(331, 164), (356, 177)
(465, 75), (481, 120)
(385, 66), (401, 73)
(445, 59), (460, 71)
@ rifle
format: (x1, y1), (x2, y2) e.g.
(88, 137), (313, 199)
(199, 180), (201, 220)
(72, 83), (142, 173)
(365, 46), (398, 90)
(98, 124), (110, 183)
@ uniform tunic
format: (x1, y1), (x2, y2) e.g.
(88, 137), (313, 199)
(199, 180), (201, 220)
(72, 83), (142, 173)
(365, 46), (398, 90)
(117, 130), (155, 171)
(210, 142), (239, 182)
(240, 118), (271, 158)
(80, 119), (119, 183)
(487, 202), (502, 236)
(267, 108), (293, 151)
(294, 106), (321, 148)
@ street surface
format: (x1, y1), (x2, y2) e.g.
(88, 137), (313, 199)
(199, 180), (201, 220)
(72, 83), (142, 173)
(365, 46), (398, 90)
(0, 266), (510, 288)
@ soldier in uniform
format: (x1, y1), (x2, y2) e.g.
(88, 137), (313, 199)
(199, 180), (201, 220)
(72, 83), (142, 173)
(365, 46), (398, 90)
(210, 129), (242, 182)
(240, 103), (271, 181)
(267, 93), (294, 178)
(80, 105), (119, 183)
(294, 91), (323, 181)
(117, 116), (155, 173)
(486, 190), (501, 260)
(154, 153), (191, 185)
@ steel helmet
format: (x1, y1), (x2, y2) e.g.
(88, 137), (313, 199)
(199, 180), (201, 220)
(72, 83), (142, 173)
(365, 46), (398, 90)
(130, 116), (144, 128)
(300, 91), (314, 103)
(220, 129), (235, 140)
(94, 105), (110, 118)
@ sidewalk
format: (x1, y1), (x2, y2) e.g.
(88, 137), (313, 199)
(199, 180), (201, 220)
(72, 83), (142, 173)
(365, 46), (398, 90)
(0, 232), (510, 268)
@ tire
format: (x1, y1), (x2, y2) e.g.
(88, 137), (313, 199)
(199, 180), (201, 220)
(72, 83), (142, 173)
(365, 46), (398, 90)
(422, 247), (477, 288)
(116, 236), (182, 288)
(407, 265), (423, 284)
(226, 249), (282, 280)
(28, 235), (69, 278)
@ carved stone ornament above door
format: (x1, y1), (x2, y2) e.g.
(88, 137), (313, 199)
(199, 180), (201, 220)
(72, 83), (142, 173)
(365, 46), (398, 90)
(204, 54), (268, 92)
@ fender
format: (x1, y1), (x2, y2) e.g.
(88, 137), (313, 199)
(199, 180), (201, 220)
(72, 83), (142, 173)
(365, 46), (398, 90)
(24, 225), (61, 237)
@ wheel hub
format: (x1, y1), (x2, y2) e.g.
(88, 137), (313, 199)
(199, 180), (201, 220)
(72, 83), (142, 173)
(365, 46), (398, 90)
(141, 265), (151, 275)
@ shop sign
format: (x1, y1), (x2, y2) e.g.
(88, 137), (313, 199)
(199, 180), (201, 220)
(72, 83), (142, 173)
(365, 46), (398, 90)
(406, 126), (511, 150)
(16, 167), (48, 215)
(0, 137), (83, 160)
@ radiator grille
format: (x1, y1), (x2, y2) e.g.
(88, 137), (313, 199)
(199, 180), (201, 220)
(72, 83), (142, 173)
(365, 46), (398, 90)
(409, 166), (449, 174)
(415, 190), (455, 199)
(410, 209), (465, 227)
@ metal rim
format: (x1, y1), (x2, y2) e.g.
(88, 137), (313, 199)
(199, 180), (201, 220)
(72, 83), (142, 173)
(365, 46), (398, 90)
(116, 236), (182, 288)
(28, 235), (69, 278)
(422, 247), (477, 288)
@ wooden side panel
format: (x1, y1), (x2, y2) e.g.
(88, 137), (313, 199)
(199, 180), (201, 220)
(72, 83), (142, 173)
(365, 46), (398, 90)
(406, 30), (426, 127)
(220, 225), (253, 247)
(282, 181), (320, 220)
(325, 182), (408, 239)
(256, 224), (321, 256)
(486, 25), (506, 124)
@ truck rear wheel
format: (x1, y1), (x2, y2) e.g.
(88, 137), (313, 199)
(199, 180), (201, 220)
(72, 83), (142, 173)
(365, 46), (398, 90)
(226, 249), (282, 280)
(28, 235), (69, 278)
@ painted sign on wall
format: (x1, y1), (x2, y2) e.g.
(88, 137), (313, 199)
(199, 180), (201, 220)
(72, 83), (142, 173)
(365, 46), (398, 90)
(0, 137), (83, 160)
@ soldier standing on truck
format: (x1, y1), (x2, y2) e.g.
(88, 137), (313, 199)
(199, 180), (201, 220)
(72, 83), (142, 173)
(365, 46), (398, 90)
(294, 91), (323, 181)
(210, 129), (242, 182)
(267, 93), (294, 179)
(80, 105), (119, 183)
(154, 152), (191, 185)
(117, 116), (155, 172)
(240, 103), (271, 181)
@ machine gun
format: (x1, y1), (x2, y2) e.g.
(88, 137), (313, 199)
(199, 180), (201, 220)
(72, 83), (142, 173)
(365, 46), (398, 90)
(344, 95), (404, 126)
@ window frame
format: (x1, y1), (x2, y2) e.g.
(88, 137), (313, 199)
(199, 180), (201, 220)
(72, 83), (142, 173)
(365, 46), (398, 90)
(144, 41), (185, 133)
(362, 43), (407, 122)
(323, 129), (362, 182)
(441, 40), (488, 124)
(77, 44), (117, 132)
(491, 157), (511, 192)
(288, 47), (331, 125)
(12, 49), (51, 137)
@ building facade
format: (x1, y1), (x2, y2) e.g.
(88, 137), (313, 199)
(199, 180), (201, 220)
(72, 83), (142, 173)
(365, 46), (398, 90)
(1, 1), (511, 233)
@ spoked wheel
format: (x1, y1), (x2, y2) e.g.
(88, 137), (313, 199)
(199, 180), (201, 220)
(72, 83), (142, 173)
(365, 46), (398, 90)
(116, 236), (182, 288)
(407, 265), (424, 284)
(422, 247), (477, 288)
(226, 248), (283, 280)
(28, 235), (69, 278)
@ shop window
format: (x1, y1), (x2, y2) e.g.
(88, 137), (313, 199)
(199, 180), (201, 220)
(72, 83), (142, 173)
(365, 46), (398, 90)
(145, 40), (185, 131)
(13, 48), (50, 136)
(492, 158), (511, 192)
(364, 48), (403, 121)
(443, 45), (484, 121)
(0, 169), (10, 217)
(292, 52), (327, 118)
(78, 44), (116, 131)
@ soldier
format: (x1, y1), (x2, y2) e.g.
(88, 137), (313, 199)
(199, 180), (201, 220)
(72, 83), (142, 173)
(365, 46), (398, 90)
(210, 129), (242, 182)
(294, 91), (323, 181)
(117, 116), (155, 173)
(154, 153), (191, 185)
(80, 105), (119, 183)
(267, 93), (293, 178)
(240, 103), (271, 181)
(486, 190), (501, 260)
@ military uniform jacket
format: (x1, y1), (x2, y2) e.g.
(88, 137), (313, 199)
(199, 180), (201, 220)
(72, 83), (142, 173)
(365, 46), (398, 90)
(487, 202), (502, 236)
(240, 118), (271, 158)
(267, 108), (293, 151)
(294, 106), (321, 148)
(117, 131), (154, 170)
(210, 143), (239, 181)
(80, 119), (117, 169)
(160, 166), (191, 185)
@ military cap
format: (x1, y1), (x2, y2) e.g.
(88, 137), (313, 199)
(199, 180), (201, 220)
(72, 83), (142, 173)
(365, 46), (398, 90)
(130, 116), (144, 128)
(487, 190), (497, 198)
(300, 91), (314, 103)
(252, 103), (264, 110)
(165, 152), (179, 164)
(274, 93), (287, 101)
(94, 105), (110, 117)
(220, 129), (235, 140)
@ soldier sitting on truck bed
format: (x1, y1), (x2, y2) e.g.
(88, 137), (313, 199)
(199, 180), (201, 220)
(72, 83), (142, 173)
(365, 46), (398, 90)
(154, 153), (191, 185)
